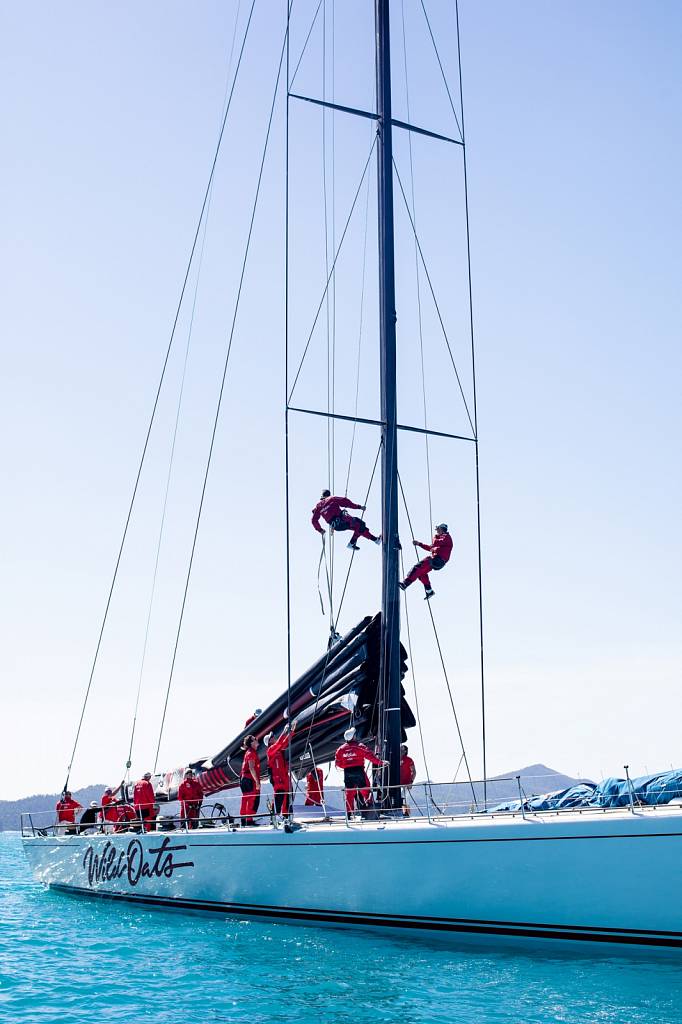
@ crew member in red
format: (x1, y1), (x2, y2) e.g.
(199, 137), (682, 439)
(114, 803), (138, 833)
(399, 523), (453, 599)
(311, 489), (380, 551)
(56, 791), (82, 832)
(399, 744), (416, 816)
(334, 727), (386, 815)
(133, 772), (157, 831)
(304, 768), (324, 807)
(178, 768), (203, 829)
(264, 723), (295, 818)
(239, 735), (261, 827)
(244, 708), (262, 729)
(100, 784), (123, 830)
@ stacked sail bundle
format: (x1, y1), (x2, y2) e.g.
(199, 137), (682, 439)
(156, 613), (414, 800)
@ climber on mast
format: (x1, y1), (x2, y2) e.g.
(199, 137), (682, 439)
(311, 489), (381, 551)
(399, 524), (453, 600)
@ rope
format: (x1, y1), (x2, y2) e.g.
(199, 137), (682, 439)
(400, 0), (433, 529)
(61, 0), (257, 794)
(153, 21), (289, 773)
(392, 158), (475, 437)
(287, 134), (378, 404)
(397, 472), (478, 808)
(332, 440), (382, 633)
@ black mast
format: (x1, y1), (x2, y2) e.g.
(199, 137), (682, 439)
(375, 0), (401, 808)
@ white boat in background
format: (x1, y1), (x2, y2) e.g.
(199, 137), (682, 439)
(22, 1), (682, 952)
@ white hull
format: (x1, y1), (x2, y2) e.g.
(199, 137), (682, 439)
(23, 807), (682, 951)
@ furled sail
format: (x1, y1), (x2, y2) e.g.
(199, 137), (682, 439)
(155, 614), (414, 800)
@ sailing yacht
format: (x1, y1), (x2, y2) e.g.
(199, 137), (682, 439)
(23, 2), (682, 951)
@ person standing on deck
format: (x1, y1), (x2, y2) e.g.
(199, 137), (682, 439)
(178, 768), (203, 829)
(400, 745), (416, 816)
(133, 772), (157, 831)
(311, 490), (381, 551)
(399, 523), (453, 599)
(55, 792), (82, 832)
(100, 784), (123, 831)
(264, 724), (295, 819)
(305, 767), (324, 808)
(239, 735), (261, 827)
(334, 727), (386, 815)
(244, 708), (262, 729)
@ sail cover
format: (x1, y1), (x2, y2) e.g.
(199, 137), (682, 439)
(156, 613), (415, 800)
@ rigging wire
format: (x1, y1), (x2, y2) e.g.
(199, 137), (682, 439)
(153, 21), (290, 773)
(419, 0), (463, 141)
(288, 0), (324, 90)
(397, 472), (478, 807)
(284, 0), (293, 784)
(454, 0), (488, 805)
(392, 157), (475, 437)
(398, 547), (433, 822)
(290, 439), (382, 804)
(61, 0), (258, 794)
(400, 0), (433, 530)
(287, 133), (378, 404)
(124, 4), (243, 780)
(343, 126), (373, 498)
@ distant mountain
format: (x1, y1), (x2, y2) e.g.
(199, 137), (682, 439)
(1, 785), (109, 833)
(1, 765), (590, 832)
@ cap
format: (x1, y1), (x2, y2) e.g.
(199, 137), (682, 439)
(435, 522), (448, 533)
(184, 768), (194, 776)
(90, 801), (98, 808)
(253, 708), (262, 717)
(263, 733), (273, 746)
(104, 787), (112, 795)
(344, 727), (356, 742)
(143, 772), (152, 780)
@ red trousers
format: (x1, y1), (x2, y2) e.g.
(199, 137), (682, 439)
(404, 557), (433, 590)
(273, 787), (290, 815)
(240, 788), (260, 823)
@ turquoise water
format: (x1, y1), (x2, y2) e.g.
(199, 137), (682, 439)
(2, 834), (681, 1024)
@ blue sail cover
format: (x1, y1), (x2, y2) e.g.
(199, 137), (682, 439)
(487, 770), (682, 813)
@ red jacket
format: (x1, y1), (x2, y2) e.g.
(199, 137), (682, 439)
(266, 732), (291, 790)
(335, 741), (384, 770)
(101, 792), (120, 823)
(133, 779), (155, 810)
(178, 778), (203, 814)
(311, 496), (363, 534)
(400, 755), (416, 786)
(241, 748), (261, 789)
(305, 768), (324, 806)
(56, 798), (82, 823)
(417, 531), (453, 564)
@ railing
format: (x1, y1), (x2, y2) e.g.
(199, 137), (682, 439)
(20, 776), (682, 837)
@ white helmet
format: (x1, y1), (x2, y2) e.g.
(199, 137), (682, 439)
(344, 727), (356, 742)
(263, 733), (273, 746)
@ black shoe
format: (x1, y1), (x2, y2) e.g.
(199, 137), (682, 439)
(398, 581), (407, 591)
(424, 588), (435, 600)
(347, 541), (359, 551)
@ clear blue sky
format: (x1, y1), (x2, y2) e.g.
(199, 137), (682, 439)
(1, 1), (680, 800)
